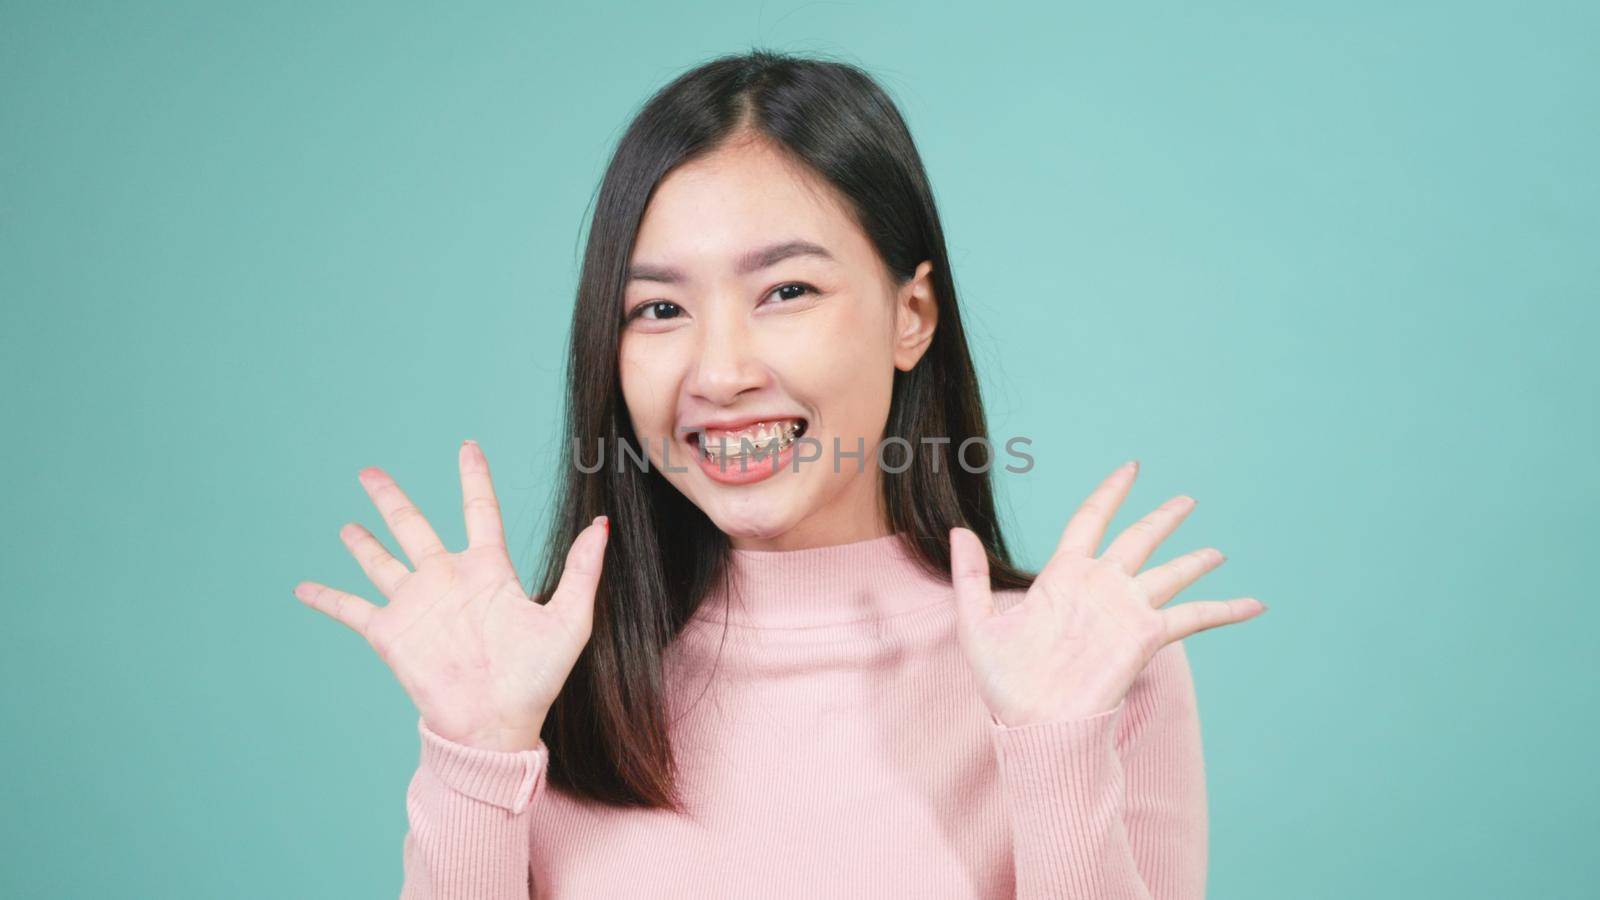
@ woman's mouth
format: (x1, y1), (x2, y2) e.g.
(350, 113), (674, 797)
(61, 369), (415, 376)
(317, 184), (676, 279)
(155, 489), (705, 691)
(689, 418), (808, 463)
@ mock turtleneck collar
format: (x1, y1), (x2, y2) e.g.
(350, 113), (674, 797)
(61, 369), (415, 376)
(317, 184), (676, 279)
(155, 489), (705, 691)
(689, 531), (955, 629)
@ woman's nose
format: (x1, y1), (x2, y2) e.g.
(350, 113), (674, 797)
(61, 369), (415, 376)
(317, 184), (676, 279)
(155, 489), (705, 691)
(685, 308), (768, 405)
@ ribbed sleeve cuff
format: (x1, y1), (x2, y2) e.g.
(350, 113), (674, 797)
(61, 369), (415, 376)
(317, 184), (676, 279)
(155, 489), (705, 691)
(988, 700), (1140, 896)
(988, 699), (1125, 799)
(416, 717), (550, 815)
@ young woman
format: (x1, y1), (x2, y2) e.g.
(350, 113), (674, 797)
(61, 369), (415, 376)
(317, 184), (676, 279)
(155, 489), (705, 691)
(294, 50), (1265, 898)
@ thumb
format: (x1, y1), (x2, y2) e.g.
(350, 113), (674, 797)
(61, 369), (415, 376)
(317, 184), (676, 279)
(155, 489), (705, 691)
(548, 515), (609, 636)
(949, 526), (994, 641)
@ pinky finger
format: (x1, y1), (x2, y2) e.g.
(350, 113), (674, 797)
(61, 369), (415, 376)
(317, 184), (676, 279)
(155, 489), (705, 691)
(294, 581), (377, 638)
(1160, 597), (1267, 644)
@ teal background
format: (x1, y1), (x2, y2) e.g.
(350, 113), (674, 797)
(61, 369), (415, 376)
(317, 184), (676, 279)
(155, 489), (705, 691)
(3, 1), (1595, 896)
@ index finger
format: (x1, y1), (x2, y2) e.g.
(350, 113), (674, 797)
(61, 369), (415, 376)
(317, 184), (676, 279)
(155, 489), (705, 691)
(459, 440), (507, 550)
(1053, 460), (1140, 560)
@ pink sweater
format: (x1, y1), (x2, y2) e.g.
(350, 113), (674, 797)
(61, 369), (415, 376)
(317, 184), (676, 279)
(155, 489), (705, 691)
(398, 533), (1208, 898)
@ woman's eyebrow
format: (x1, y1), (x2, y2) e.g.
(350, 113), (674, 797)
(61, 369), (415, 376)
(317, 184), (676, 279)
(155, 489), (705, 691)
(626, 240), (835, 284)
(735, 239), (835, 274)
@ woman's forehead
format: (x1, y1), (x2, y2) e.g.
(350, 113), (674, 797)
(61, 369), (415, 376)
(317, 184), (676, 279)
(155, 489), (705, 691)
(632, 162), (869, 278)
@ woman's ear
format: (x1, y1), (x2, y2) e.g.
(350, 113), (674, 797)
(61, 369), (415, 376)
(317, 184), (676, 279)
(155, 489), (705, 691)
(893, 260), (939, 372)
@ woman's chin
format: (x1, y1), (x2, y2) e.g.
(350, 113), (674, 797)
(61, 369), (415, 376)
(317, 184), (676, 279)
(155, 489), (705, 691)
(707, 512), (799, 544)
(700, 494), (808, 545)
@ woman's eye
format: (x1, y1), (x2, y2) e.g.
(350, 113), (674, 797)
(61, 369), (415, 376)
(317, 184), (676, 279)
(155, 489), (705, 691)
(768, 282), (818, 303)
(629, 301), (682, 322)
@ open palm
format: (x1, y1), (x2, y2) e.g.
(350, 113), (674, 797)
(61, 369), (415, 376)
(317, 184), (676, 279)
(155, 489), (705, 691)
(294, 440), (608, 751)
(950, 460), (1265, 727)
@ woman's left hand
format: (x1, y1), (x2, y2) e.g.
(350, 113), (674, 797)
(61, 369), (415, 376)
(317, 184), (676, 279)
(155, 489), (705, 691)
(950, 460), (1267, 727)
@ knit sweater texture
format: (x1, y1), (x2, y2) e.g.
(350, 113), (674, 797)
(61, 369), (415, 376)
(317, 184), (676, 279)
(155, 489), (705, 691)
(397, 532), (1209, 898)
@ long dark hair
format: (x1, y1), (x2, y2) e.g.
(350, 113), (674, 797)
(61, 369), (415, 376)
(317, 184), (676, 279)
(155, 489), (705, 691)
(533, 48), (1036, 811)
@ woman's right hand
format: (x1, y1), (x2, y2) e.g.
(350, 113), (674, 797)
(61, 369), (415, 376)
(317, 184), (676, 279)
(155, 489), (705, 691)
(294, 440), (608, 752)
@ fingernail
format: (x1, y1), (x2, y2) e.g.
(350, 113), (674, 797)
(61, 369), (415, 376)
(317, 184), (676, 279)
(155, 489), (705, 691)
(1124, 459), (1139, 472)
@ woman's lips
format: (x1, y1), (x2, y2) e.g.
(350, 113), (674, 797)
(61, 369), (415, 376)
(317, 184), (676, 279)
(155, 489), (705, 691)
(686, 418), (808, 486)
(693, 435), (799, 485)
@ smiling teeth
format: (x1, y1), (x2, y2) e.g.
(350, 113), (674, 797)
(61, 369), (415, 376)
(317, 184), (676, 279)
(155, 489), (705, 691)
(700, 420), (804, 461)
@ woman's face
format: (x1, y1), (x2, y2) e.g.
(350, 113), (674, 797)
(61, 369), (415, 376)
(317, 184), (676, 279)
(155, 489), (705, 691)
(618, 134), (938, 551)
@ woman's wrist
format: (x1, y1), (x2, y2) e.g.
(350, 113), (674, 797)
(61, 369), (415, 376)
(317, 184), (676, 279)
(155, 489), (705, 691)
(428, 714), (548, 752)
